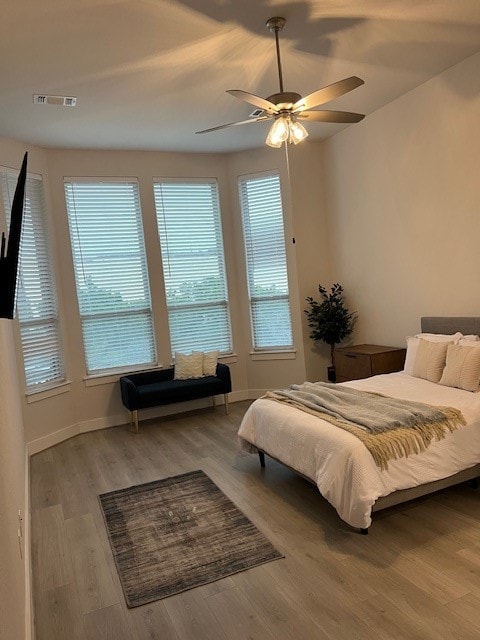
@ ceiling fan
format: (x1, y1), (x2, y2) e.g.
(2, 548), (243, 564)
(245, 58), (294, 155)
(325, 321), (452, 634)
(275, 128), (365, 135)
(196, 17), (365, 147)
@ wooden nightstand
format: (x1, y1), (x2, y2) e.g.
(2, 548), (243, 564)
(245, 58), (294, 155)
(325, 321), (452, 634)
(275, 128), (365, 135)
(334, 344), (406, 382)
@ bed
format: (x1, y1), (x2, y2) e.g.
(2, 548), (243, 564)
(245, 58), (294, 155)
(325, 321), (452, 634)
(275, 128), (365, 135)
(237, 317), (480, 532)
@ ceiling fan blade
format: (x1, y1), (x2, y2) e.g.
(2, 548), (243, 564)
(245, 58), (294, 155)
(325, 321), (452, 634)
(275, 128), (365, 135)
(195, 116), (271, 135)
(293, 76), (364, 111)
(298, 110), (365, 123)
(227, 90), (278, 114)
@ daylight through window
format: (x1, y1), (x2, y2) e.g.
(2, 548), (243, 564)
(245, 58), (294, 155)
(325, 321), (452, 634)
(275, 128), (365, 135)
(1, 169), (65, 389)
(153, 180), (232, 355)
(238, 172), (293, 350)
(64, 179), (156, 373)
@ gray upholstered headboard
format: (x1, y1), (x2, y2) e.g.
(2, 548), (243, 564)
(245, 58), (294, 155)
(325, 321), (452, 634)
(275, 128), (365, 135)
(421, 317), (480, 335)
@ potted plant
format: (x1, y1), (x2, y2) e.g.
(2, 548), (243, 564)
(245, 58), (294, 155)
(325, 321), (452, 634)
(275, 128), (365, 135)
(305, 283), (357, 382)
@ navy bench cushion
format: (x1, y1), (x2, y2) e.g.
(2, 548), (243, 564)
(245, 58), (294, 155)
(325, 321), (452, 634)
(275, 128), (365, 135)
(136, 376), (227, 408)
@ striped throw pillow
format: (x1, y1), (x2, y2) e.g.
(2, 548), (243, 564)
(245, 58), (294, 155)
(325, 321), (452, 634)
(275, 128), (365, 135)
(439, 343), (480, 392)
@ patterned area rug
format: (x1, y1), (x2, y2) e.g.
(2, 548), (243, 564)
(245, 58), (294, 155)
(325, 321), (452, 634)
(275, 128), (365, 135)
(99, 470), (283, 607)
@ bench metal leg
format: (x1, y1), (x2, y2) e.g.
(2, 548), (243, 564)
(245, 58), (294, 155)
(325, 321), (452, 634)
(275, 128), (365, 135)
(224, 393), (229, 415)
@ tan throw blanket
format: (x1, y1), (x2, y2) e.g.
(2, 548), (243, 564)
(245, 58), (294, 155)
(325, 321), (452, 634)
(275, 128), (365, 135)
(265, 382), (466, 470)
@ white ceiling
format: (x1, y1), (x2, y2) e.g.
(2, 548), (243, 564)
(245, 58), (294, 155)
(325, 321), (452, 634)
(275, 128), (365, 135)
(1, 0), (479, 153)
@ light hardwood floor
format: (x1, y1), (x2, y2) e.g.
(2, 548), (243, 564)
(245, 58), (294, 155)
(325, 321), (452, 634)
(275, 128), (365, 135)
(31, 401), (480, 640)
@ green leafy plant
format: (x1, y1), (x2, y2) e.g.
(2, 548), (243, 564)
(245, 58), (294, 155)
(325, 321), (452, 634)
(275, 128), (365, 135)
(305, 283), (357, 365)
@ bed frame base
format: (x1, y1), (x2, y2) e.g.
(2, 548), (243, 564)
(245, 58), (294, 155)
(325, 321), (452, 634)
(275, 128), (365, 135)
(256, 450), (479, 535)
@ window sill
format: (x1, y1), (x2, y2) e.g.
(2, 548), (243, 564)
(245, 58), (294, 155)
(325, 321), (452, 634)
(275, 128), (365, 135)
(166, 353), (239, 367)
(84, 354), (238, 388)
(250, 350), (296, 361)
(84, 364), (163, 387)
(26, 381), (71, 403)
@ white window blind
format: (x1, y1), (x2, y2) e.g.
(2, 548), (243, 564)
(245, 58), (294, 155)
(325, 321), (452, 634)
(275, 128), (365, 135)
(64, 179), (156, 373)
(1, 169), (65, 389)
(153, 180), (232, 354)
(239, 173), (293, 350)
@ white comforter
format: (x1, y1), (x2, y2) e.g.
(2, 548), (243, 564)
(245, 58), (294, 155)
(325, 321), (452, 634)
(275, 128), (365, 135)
(237, 373), (480, 528)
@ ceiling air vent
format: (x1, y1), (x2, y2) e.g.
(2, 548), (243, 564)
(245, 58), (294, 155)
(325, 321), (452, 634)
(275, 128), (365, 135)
(33, 94), (77, 107)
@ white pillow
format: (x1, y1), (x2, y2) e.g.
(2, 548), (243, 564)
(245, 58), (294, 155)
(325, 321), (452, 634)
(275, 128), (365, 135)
(458, 338), (480, 347)
(174, 351), (204, 380)
(404, 333), (460, 375)
(439, 343), (480, 392)
(404, 337), (420, 375)
(203, 351), (219, 377)
(415, 332), (463, 343)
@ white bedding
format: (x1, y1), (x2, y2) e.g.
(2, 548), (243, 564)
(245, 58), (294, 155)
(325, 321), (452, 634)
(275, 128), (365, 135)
(237, 373), (480, 528)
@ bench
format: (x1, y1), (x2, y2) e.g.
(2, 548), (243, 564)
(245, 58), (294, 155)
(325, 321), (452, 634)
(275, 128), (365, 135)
(120, 363), (231, 432)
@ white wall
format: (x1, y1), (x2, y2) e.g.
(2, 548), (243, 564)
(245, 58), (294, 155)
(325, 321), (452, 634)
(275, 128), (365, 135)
(323, 52), (480, 347)
(0, 137), (52, 640)
(286, 142), (333, 381)
(0, 320), (26, 640)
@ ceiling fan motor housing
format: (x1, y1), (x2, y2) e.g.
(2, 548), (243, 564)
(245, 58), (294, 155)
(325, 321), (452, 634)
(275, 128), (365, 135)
(266, 92), (302, 108)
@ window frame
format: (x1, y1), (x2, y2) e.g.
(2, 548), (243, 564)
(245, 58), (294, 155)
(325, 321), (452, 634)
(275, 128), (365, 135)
(0, 165), (66, 393)
(64, 176), (157, 375)
(238, 170), (294, 353)
(153, 176), (233, 357)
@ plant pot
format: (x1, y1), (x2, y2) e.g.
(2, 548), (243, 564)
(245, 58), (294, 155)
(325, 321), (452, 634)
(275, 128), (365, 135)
(327, 365), (336, 383)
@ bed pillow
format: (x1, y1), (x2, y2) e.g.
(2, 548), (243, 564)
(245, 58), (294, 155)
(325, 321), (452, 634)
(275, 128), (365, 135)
(404, 334), (459, 375)
(458, 338), (480, 347)
(412, 339), (451, 383)
(439, 343), (480, 392)
(202, 350), (219, 376)
(415, 332), (463, 343)
(174, 351), (204, 380)
(403, 337), (420, 375)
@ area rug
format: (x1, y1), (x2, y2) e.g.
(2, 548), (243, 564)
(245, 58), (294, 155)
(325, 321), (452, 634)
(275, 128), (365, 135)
(99, 469), (283, 607)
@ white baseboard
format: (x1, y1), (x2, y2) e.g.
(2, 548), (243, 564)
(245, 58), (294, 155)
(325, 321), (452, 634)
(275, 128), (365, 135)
(27, 390), (257, 456)
(27, 423), (80, 456)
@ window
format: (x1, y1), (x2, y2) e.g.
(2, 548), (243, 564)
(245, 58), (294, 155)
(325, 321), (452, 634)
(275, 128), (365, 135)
(1, 168), (65, 390)
(238, 173), (293, 350)
(64, 179), (156, 374)
(153, 180), (232, 354)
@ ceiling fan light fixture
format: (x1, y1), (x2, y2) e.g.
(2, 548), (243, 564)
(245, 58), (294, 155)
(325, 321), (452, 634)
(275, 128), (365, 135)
(289, 120), (308, 145)
(266, 116), (290, 147)
(266, 115), (309, 148)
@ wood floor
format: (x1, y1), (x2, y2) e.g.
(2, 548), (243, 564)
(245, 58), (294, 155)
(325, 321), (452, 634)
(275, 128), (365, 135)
(31, 400), (480, 640)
